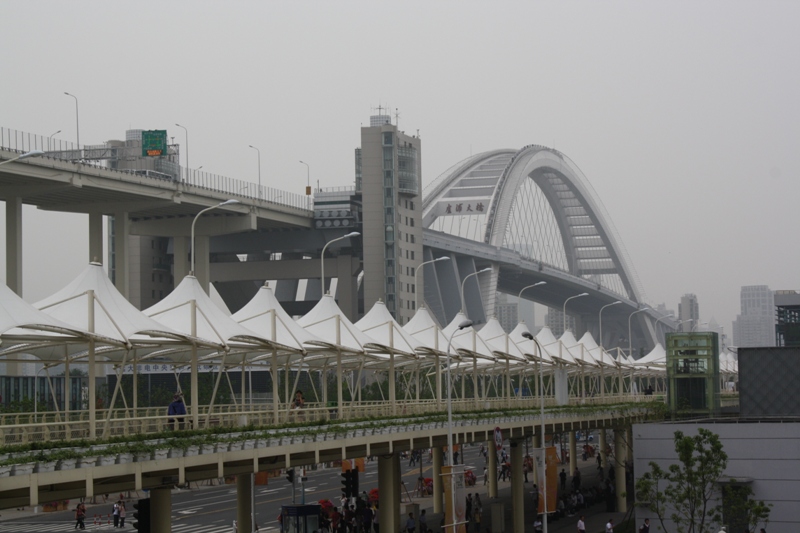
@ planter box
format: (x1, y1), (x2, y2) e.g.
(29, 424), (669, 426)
(216, 443), (231, 453)
(201, 444), (216, 454)
(0, 465), (12, 477)
(154, 449), (169, 460)
(243, 440), (256, 450)
(134, 452), (152, 462)
(78, 456), (98, 468)
(228, 442), (244, 452)
(57, 458), (77, 470)
(98, 455), (116, 467)
(116, 453), (133, 464)
(184, 445), (199, 457)
(35, 460), (57, 473)
(12, 463), (34, 476)
(280, 437), (291, 446)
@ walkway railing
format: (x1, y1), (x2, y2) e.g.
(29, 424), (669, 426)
(0, 394), (664, 446)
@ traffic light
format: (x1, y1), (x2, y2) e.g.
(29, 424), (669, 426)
(133, 498), (150, 533)
(341, 469), (353, 498)
(340, 469), (359, 499)
(286, 468), (295, 484)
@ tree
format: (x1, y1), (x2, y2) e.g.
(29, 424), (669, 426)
(636, 428), (771, 533)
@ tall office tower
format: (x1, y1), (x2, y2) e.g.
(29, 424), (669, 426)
(732, 285), (775, 347)
(545, 309), (574, 337)
(495, 293), (518, 333)
(356, 113), (422, 324)
(678, 293), (699, 332)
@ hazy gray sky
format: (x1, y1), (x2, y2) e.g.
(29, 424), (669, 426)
(2, 1), (798, 334)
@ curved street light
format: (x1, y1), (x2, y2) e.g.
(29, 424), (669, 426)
(320, 232), (360, 294)
(175, 123), (189, 172)
(48, 130), (61, 151)
(628, 307), (651, 358)
(299, 160), (310, 195)
(460, 267), (492, 316)
(64, 92), (80, 150)
(563, 292), (589, 333)
(653, 313), (675, 344)
(521, 330), (549, 533)
(446, 319), (473, 533)
(415, 256), (450, 310)
(598, 301), (622, 349)
(190, 200), (240, 274)
(0, 150), (45, 167)
(517, 281), (546, 324)
(248, 145), (262, 199)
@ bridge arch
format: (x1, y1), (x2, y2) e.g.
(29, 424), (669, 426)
(423, 145), (643, 304)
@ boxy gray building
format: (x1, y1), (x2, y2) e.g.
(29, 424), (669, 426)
(633, 420), (800, 532)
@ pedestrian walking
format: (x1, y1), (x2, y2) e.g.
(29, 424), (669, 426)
(419, 510), (427, 533)
(406, 513), (416, 533)
(74, 502), (86, 529)
(605, 518), (614, 533)
(119, 501), (126, 528)
(112, 500), (121, 528)
(533, 515), (543, 533)
(577, 515), (586, 533)
(168, 393), (187, 430)
(639, 518), (650, 533)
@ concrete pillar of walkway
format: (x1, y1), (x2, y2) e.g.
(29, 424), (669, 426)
(113, 212), (130, 298)
(433, 447), (444, 513)
(174, 236), (189, 281)
(5, 196), (22, 296)
(599, 429), (607, 472)
(379, 453), (400, 533)
(531, 435), (540, 482)
(510, 440), (524, 533)
(89, 212), (103, 263)
(568, 431), (577, 479)
(237, 473), (254, 533)
(614, 429), (627, 513)
(194, 235), (210, 293)
(488, 438), (498, 499)
(150, 487), (172, 533)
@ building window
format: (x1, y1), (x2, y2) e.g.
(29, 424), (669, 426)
(411, 251), (415, 260)
(411, 267), (415, 277)
(383, 132), (393, 146)
(410, 235), (415, 244)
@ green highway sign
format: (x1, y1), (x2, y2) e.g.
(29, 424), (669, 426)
(142, 130), (167, 157)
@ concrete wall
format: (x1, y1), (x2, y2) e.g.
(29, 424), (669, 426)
(633, 421), (800, 533)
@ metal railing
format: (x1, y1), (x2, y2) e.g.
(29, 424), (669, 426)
(0, 394), (663, 446)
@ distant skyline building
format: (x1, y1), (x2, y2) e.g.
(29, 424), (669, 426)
(545, 309), (574, 337)
(495, 293), (518, 333)
(678, 293), (699, 332)
(732, 285), (775, 347)
(356, 113), (422, 324)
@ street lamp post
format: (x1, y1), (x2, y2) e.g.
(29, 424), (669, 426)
(415, 256), (450, 310)
(563, 293), (589, 333)
(248, 145), (262, 199)
(0, 150), (45, 167)
(460, 267), (492, 315)
(522, 330), (548, 533)
(175, 123), (189, 175)
(48, 130), (61, 151)
(517, 281), (546, 323)
(190, 200), (240, 274)
(446, 319), (473, 533)
(320, 232), (360, 295)
(653, 313), (675, 344)
(627, 307), (651, 358)
(299, 160), (311, 195)
(64, 92), (80, 152)
(598, 301), (622, 348)
(691, 320), (708, 332)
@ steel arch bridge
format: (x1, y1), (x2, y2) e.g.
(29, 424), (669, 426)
(421, 145), (659, 351)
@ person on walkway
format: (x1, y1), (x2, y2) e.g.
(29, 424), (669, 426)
(112, 500), (121, 528)
(605, 518), (614, 533)
(419, 509), (427, 533)
(75, 502), (87, 529)
(119, 501), (126, 528)
(168, 393), (187, 431)
(465, 494), (473, 524)
(372, 503), (379, 533)
(639, 518), (650, 533)
(483, 465), (488, 485)
(292, 390), (305, 409)
(533, 515), (543, 533)
(577, 515), (586, 533)
(405, 512), (416, 533)
(560, 469), (568, 492)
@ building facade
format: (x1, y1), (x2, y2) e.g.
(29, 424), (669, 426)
(356, 114), (422, 324)
(678, 293), (699, 332)
(732, 285), (775, 347)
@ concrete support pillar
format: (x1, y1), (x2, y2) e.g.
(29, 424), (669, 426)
(5, 196), (22, 296)
(568, 431), (577, 479)
(237, 473), (254, 533)
(150, 487), (172, 533)
(614, 429), (627, 513)
(599, 429), (607, 472)
(174, 236), (189, 281)
(379, 454), (400, 533)
(336, 254), (358, 321)
(510, 441), (524, 533)
(488, 438), (498, 499)
(433, 447), (444, 513)
(194, 235), (210, 293)
(89, 212), (103, 263)
(113, 212), (130, 298)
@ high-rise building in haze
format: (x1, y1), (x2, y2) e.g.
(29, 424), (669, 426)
(545, 309), (574, 337)
(732, 285), (775, 347)
(678, 293), (699, 332)
(356, 113), (422, 324)
(495, 293), (518, 333)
